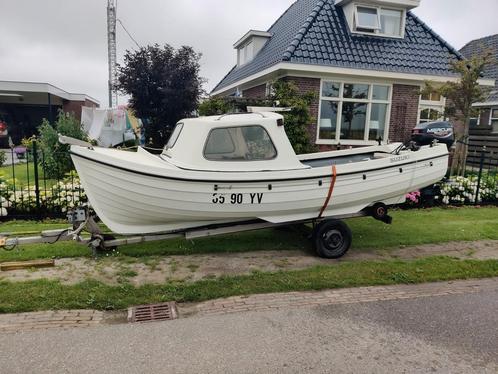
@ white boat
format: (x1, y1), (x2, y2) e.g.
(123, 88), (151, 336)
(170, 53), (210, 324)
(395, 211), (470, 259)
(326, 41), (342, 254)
(63, 112), (448, 239)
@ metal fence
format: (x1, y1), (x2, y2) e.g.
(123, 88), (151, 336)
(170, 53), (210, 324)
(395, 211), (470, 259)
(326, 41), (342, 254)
(0, 140), (86, 219)
(0, 141), (496, 221)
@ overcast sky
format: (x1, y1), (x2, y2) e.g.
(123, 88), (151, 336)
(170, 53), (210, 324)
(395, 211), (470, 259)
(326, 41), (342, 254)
(0, 0), (497, 107)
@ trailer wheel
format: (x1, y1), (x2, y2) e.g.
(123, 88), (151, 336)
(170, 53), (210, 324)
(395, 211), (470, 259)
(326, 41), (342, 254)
(313, 220), (352, 259)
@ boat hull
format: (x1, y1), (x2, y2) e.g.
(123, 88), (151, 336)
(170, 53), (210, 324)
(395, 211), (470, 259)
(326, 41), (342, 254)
(70, 145), (448, 235)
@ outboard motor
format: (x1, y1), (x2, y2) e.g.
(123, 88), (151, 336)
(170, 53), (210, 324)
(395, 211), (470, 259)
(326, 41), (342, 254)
(411, 121), (455, 149)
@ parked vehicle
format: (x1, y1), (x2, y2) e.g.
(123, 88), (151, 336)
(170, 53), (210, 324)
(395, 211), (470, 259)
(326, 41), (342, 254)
(61, 112), (449, 258)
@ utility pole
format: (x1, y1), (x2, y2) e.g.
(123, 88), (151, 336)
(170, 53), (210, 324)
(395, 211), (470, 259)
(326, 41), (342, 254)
(107, 0), (118, 108)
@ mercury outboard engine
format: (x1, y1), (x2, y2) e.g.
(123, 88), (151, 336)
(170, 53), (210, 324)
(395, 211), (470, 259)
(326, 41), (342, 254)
(411, 121), (455, 149)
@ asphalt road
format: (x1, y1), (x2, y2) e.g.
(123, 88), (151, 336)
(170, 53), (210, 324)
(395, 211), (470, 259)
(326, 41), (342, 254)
(1, 290), (497, 374)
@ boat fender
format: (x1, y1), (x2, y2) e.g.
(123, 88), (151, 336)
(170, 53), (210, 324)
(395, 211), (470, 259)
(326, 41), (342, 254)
(318, 165), (337, 219)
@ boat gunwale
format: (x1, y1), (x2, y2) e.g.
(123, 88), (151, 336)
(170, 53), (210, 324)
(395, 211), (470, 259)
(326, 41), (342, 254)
(70, 150), (448, 184)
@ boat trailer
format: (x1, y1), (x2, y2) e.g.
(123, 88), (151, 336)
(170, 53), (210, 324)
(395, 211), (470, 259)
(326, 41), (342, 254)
(0, 205), (392, 259)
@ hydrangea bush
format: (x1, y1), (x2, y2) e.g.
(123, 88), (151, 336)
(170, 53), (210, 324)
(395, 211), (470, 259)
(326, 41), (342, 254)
(405, 173), (498, 207)
(0, 172), (87, 217)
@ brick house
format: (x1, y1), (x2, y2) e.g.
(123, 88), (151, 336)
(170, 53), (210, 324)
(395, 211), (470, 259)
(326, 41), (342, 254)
(212, 0), (493, 150)
(460, 34), (498, 136)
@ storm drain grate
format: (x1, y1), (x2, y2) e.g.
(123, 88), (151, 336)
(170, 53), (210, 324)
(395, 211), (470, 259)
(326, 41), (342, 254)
(128, 302), (178, 323)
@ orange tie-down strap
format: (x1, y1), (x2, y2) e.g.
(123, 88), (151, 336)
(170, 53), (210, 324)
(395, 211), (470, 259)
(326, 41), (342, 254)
(318, 165), (337, 219)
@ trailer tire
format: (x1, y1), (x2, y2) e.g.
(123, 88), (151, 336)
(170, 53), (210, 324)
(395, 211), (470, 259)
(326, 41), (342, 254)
(313, 220), (352, 259)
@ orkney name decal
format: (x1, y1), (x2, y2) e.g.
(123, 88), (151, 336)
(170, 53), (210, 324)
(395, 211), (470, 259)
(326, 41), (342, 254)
(212, 193), (264, 205)
(390, 155), (410, 163)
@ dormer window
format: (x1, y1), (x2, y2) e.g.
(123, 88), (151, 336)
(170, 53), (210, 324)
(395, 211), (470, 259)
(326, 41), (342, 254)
(336, 0), (418, 39)
(234, 30), (272, 67)
(238, 41), (254, 66)
(355, 6), (380, 32)
(354, 5), (404, 37)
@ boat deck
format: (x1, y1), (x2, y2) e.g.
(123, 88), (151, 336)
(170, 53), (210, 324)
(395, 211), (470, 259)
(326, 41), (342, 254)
(301, 153), (377, 168)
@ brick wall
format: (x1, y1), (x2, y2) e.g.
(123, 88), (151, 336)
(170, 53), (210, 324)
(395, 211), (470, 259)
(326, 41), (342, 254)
(63, 99), (99, 121)
(389, 84), (420, 143)
(242, 84), (267, 99)
(283, 77), (321, 148)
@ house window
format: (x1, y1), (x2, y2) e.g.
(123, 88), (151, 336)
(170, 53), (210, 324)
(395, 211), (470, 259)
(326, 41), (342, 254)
(204, 126), (277, 161)
(353, 5), (404, 37)
(419, 91), (445, 124)
(491, 109), (498, 133)
(238, 41), (254, 66)
(355, 6), (379, 32)
(318, 81), (391, 144)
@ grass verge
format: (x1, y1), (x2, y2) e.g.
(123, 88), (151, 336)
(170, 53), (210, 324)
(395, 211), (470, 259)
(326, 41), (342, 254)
(0, 162), (55, 186)
(1, 256), (497, 313)
(0, 206), (497, 262)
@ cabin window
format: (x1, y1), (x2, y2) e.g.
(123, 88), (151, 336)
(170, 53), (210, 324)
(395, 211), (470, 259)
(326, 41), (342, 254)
(204, 125), (277, 161)
(165, 123), (183, 150)
(318, 81), (391, 144)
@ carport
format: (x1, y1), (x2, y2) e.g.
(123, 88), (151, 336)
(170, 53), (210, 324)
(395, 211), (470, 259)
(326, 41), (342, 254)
(0, 80), (99, 145)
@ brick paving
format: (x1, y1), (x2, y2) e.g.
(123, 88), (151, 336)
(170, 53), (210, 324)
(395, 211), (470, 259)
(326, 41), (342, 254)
(0, 278), (497, 332)
(193, 278), (498, 316)
(0, 310), (104, 333)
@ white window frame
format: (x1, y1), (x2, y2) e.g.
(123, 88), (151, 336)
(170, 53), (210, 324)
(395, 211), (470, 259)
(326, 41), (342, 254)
(317, 79), (392, 146)
(352, 3), (406, 38)
(490, 108), (498, 133)
(418, 92), (446, 124)
(354, 5), (380, 31)
(237, 40), (254, 66)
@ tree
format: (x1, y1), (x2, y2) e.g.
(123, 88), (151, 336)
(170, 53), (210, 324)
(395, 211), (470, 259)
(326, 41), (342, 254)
(423, 52), (493, 176)
(117, 44), (204, 147)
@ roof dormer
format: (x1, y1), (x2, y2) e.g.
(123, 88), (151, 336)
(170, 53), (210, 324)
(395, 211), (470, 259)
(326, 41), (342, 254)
(336, 0), (421, 38)
(234, 30), (272, 66)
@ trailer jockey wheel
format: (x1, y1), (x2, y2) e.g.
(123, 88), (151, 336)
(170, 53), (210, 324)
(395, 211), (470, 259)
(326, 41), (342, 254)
(371, 203), (393, 224)
(313, 220), (352, 259)
(90, 234), (117, 256)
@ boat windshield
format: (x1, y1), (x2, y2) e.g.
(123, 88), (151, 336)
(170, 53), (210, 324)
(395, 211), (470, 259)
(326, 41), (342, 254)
(204, 125), (277, 161)
(164, 123), (183, 150)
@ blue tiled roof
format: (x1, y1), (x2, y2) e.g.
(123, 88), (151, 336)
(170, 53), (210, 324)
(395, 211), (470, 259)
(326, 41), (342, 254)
(460, 34), (498, 103)
(212, 0), (462, 93)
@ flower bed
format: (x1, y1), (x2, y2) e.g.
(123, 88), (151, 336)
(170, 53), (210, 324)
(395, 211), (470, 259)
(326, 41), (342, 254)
(0, 171), (87, 217)
(405, 173), (498, 207)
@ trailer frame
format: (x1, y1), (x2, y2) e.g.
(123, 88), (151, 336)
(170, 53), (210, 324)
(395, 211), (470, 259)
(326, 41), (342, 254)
(0, 205), (392, 259)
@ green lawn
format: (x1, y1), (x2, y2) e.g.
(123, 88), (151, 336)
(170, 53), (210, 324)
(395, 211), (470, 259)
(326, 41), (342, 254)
(0, 206), (497, 262)
(0, 162), (56, 187)
(1, 256), (497, 313)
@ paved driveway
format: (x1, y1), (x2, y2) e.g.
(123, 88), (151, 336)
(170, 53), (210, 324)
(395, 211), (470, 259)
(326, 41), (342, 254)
(1, 286), (496, 373)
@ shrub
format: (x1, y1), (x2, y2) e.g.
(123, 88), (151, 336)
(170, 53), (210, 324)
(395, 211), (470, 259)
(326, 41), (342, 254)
(269, 80), (317, 154)
(0, 150), (6, 167)
(198, 97), (233, 116)
(38, 111), (88, 179)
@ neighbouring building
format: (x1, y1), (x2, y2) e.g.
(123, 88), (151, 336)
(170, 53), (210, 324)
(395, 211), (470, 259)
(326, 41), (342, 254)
(460, 34), (498, 137)
(212, 0), (494, 150)
(0, 80), (99, 146)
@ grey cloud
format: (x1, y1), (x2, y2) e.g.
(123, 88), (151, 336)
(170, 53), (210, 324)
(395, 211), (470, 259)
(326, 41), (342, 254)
(0, 0), (496, 107)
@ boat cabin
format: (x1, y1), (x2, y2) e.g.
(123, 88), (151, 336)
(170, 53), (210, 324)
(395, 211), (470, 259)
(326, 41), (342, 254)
(161, 112), (309, 172)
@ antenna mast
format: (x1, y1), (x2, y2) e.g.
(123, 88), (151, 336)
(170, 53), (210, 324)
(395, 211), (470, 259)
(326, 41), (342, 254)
(107, 0), (118, 108)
